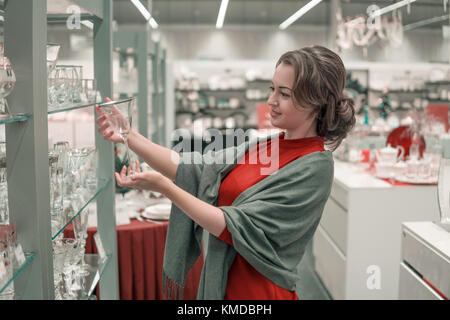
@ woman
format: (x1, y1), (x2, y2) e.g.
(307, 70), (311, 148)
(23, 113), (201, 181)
(95, 45), (355, 300)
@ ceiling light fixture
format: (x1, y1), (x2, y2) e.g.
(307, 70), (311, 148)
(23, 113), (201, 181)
(371, 0), (417, 17)
(346, 0), (418, 27)
(279, 0), (322, 30)
(216, 0), (230, 29)
(130, 0), (159, 28)
(149, 17), (159, 29)
(403, 14), (448, 31)
(346, 17), (365, 25)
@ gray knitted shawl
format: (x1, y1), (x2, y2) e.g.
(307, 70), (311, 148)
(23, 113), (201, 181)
(162, 136), (334, 299)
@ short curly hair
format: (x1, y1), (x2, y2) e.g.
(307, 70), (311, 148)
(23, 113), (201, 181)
(276, 46), (356, 151)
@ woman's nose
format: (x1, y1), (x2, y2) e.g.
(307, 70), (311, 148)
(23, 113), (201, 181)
(267, 93), (278, 106)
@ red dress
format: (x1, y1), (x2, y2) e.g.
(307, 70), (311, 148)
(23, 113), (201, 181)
(217, 133), (325, 300)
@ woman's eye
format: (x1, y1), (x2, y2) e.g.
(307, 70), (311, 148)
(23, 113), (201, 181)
(269, 86), (274, 91)
(281, 92), (290, 97)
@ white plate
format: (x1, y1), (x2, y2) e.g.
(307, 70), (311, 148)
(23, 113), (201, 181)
(375, 173), (392, 180)
(395, 175), (438, 185)
(142, 203), (172, 220)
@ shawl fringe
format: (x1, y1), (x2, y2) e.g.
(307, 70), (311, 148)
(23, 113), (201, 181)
(163, 270), (184, 300)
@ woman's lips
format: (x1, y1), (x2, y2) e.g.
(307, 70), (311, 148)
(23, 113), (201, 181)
(270, 110), (281, 118)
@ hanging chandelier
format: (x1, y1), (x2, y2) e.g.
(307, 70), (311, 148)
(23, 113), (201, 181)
(336, 4), (404, 55)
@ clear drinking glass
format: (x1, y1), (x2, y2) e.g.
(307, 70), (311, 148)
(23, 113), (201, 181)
(68, 147), (95, 195)
(62, 238), (82, 299)
(104, 99), (135, 179)
(47, 70), (58, 109)
(52, 238), (70, 299)
(63, 65), (82, 104)
(82, 79), (97, 103)
(49, 151), (64, 233)
(53, 141), (70, 209)
(72, 209), (90, 276)
(0, 55), (16, 118)
(52, 238), (78, 299)
(0, 142), (7, 224)
(0, 182), (8, 224)
(438, 137), (450, 224)
(409, 143), (420, 161)
(0, 224), (16, 300)
(430, 143), (443, 180)
(55, 66), (69, 107)
(46, 44), (60, 76)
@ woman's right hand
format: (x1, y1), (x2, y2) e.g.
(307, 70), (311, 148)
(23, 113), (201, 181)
(95, 97), (127, 143)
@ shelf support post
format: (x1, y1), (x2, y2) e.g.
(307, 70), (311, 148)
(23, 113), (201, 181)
(160, 48), (167, 146)
(137, 30), (150, 139)
(151, 41), (160, 144)
(4, 0), (54, 299)
(93, 0), (120, 300)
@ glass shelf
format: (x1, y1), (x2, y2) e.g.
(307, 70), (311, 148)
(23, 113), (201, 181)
(72, 254), (111, 300)
(0, 252), (35, 296)
(47, 100), (103, 115)
(47, 13), (95, 23)
(51, 177), (112, 240)
(48, 98), (135, 115)
(0, 113), (31, 125)
(47, 0), (103, 20)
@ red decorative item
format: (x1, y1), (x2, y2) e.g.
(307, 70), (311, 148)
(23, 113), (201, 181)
(426, 104), (449, 131)
(386, 125), (426, 160)
(0, 224), (16, 253)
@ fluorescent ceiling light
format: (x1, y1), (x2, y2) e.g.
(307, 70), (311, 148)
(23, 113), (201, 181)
(403, 14), (448, 31)
(346, 0), (417, 27)
(149, 17), (159, 29)
(372, 0), (417, 17)
(130, 0), (159, 28)
(216, 0), (230, 29)
(279, 0), (322, 30)
(130, 0), (151, 20)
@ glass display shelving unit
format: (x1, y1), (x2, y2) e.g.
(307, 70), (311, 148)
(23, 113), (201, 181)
(151, 41), (168, 147)
(113, 28), (169, 147)
(0, 0), (119, 299)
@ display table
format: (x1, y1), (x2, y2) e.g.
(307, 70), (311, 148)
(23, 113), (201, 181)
(65, 219), (203, 300)
(312, 160), (441, 299)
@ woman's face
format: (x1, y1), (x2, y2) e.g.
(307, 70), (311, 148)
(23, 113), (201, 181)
(267, 62), (317, 138)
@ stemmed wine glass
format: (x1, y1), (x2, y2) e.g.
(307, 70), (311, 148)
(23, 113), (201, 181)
(104, 98), (135, 179)
(68, 147), (95, 193)
(0, 54), (16, 119)
(46, 43), (60, 76)
(72, 208), (90, 276)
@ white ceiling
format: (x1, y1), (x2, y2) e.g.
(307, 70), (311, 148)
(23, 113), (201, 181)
(113, 0), (449, 29)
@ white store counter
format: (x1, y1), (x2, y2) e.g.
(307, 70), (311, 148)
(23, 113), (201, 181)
(312, 160), (441, 299)
(399, 221), (450, 300)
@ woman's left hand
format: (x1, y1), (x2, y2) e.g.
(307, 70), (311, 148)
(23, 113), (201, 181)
(115, 161), (168, 194)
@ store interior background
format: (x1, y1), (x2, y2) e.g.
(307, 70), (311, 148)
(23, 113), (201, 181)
(45, 0), (450, 151)
(33, 0), (448, 300)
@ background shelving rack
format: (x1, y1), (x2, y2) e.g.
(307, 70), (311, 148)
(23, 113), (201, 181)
(113, 28), (169, 147)
(113, 28), (151, 142)
(150, 40), (168, 147)
(2, 0), (119, 299)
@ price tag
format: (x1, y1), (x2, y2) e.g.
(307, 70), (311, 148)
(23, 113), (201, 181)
(93, 232), (106, 261)
(14, 243), (26, 266)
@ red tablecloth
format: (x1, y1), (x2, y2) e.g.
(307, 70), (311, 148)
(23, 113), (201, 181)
(65, 219), (203, 300)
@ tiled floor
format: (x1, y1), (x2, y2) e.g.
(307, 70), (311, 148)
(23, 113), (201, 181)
(295, 240), (332, 300)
